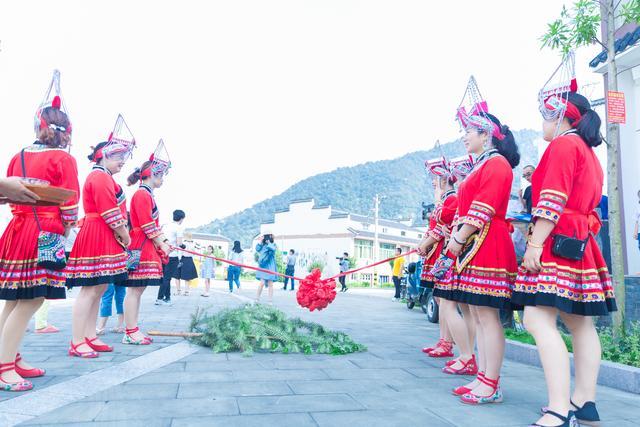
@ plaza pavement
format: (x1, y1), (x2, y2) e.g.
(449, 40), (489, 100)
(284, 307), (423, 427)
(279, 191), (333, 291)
(0, 280), (638, 426)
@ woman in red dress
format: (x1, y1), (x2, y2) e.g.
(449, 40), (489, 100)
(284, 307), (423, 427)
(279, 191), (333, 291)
(122, 146), (170, 345)
(513, 88), (615, 427)
(438, 108), (520, 405)
(0, 96), (79, 392)
(66, 132), (135, 358)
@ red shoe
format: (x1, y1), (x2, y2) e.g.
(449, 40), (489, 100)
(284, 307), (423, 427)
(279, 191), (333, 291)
(68, 341), (99, 358)
(122, 327), (152, 345)
(460, 375), (503, 405)
(445, 358), (458, 366)
(0, 362), (33, 392)
(428, 340), (454, 358)
(442, 354), (478, 375)
(14, 353), (45, 378)
(452, 372), (485, 396)
(85, 337), (113, 352)
(422, 338), (443, 354)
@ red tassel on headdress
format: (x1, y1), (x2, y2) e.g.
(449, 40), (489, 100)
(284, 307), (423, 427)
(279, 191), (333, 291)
(51, 96), (61, 109)
(149, 153), (155, 162)
(107, 132), (113, 142)
(570, 78), (578, 93)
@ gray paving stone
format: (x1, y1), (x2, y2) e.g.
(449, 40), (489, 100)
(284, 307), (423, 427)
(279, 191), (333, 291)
(81, 383), (179, 402)
(170, 413), (317, 427)
(19, 402), (106, 425)
(322, 367), (416, 381)
(126, 370), (234, 384)
(184, 360), (261, 371)
(311, 409), (456, 427)
(429, 402), (541, 427)
(232, 369), (329, 381)
(22, 420), (172, 427)
(94, 398), (238, 421)
(257, 358), (357, 370)
(177, 381), (292, 398)
(237, 393), (363, 414)
(288, 379), (394, 394)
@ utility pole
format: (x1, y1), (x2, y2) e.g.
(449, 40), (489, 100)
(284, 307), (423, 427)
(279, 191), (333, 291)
(373, 194), (381, 288)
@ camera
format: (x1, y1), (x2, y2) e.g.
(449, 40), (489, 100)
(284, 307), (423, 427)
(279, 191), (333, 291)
(336, 257), (343, 261)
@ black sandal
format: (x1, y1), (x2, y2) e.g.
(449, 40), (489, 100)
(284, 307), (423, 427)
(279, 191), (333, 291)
(541, 400), (600, 426)
(529, 410), (576, 427)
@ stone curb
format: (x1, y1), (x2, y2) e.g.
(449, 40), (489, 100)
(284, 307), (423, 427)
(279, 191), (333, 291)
(504, 339), (640, 394)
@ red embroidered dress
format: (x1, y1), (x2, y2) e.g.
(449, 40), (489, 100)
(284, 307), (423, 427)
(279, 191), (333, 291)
(124, 184), (163, 287)
(65, 165), (128, 286)
(513, 132), (616, 315)
(431, 191), (458, 291)
(433, 150), (517, 309)
(0, 143), (79, 300)
(421, 191), (458, 285)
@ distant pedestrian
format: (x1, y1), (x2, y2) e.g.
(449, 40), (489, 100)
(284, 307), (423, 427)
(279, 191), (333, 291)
(255, 232), (278, 304)
(228, 241), (244, 293)
(392, 247), (405, 301)
(338, 252), (350, 292)
(173, 233), (198, 296)
(519, 165), (535, 214)
(96, 284), (126, 334)
(200, 245), (216, 297)
(283, 249), (297, 291)
(156, 209), (185, 305)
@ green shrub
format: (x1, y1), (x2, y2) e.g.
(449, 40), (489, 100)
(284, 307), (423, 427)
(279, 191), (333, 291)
(307, 259), (326, 273)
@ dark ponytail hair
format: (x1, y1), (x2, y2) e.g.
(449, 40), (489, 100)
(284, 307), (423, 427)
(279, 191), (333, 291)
(37, 107), (71, 148)
(88, 141), (109, 162)
(565, 92), (602, 147)
(127, 160), (152, 186)
(485, 113), (520, 169)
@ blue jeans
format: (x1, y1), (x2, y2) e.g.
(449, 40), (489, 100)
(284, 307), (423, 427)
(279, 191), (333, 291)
(283, 266), (295, 290)
(100, 284), (126, 317)
(228, 266), (241, 292)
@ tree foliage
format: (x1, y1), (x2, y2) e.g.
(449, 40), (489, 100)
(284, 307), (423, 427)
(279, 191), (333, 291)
(189, 304), (367, 356)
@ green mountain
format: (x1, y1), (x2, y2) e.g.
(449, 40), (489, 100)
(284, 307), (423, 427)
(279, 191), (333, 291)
(199, 130), (541, 244)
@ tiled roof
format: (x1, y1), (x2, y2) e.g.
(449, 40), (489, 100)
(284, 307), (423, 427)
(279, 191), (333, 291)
(347, 227), (422, 244)
(589, 27), (640, 68)
(348, 213), (419, 231)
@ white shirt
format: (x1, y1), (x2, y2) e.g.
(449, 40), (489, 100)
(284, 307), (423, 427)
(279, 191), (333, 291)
(164, 221), (185, 258)
(229, 250), (244, 265)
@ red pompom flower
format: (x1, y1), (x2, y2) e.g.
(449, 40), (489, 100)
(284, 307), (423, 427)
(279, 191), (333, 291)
(296, 269), (337, 312)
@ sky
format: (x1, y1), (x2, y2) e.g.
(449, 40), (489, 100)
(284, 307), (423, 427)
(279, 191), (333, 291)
(0, 0), (602, 228)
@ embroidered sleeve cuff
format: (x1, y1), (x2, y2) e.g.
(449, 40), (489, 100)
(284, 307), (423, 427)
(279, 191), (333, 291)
(101, 207), (127, 230)
(532, 189), (567, 224)
(141, 221), (162, 239)
(462, 200), (495, 228)
(59, 204), (78, 224)
(428, 225), (444, 241)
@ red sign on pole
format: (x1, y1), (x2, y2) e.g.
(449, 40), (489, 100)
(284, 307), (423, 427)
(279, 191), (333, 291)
(607, 91), (626, 124)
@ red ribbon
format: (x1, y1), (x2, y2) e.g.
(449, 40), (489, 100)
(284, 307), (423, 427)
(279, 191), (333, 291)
(171, 246), (417, 311)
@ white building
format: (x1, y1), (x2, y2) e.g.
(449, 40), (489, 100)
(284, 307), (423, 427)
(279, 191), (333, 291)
(590, 18), (640, 275)
(254, 199), (424, 283)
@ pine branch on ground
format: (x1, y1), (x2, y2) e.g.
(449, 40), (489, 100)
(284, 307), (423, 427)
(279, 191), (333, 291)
(189, 304), (367, 356)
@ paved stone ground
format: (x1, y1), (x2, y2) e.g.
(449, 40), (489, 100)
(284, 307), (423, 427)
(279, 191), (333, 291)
(2, 280), (639, 426)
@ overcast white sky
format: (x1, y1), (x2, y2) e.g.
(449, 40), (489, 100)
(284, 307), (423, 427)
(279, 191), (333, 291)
(0, 0), (601, 227)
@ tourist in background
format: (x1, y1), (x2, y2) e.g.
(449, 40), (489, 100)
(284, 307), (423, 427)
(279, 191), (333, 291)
(228, 241), (244, 292)
(200, 245), (216, 297)
(391, 247), (405, 302)
(338, 252), (350, 292)
(156, 209), (185, 305)
(255, 232), (278, 304)
(282, 249), (297, 291)
(96, 284), (126, 334)
(173, 232), (198, 296)
(519, 165), (535, 214)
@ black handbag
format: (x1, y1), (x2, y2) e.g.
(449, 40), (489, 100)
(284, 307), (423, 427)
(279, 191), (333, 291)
(551, 234), (587, 261)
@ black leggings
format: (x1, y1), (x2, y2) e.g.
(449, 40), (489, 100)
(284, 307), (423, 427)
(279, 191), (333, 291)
(339, 275), (346, 290)
(393, 276), (401, 298)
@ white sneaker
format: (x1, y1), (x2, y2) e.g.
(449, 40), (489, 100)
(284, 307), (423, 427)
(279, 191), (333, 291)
(154, 299), (162, 305)
(163, 300), (173, 306)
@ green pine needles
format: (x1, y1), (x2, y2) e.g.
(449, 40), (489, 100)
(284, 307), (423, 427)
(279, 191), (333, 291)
(189, 304), (367, 356)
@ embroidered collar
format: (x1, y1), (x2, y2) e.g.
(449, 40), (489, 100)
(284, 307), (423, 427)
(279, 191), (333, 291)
(441, 189), (456, 202)
(140, 184), (153, 194)
(470, 149), (499, 173)
(92, 164), (112, 175)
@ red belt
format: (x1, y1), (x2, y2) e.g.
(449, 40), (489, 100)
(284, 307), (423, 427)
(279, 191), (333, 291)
(562, 208), (602, 235)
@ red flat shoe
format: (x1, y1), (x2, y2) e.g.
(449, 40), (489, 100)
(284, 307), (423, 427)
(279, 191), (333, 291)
(428, 340), (454, 358)
(460, 375), (502, 405)
(14, 353), (45, 378)
(442, 354), (478, 375)
(422, 338), (444, 354)
(122, 327), (152, 345)
(0, 362), (33, 392)
(85, 337), (113, 352)
(452, 372), (485, 396)
(68, 341), (99, 358)
(445, 358), (458, 366)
